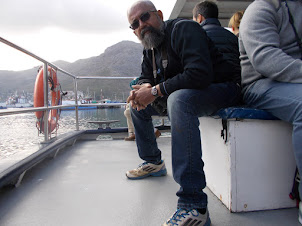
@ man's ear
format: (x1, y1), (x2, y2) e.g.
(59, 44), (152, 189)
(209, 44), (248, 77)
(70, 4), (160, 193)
(157, 10), (164, 20)
(232, 26), (235, 32)
(197, 14), (205, 23)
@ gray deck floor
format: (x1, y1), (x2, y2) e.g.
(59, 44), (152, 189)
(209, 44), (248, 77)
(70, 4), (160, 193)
(0, 134), (300, 226)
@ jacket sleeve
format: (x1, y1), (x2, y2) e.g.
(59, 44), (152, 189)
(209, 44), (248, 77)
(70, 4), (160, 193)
(240, 1), (302, 83)
(159, 20), (213, 95)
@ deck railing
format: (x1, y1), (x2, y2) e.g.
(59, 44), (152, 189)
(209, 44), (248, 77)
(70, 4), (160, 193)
(0, 36), (133, 142)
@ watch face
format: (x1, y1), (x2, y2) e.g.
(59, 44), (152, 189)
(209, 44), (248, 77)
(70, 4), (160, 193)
(152, 87), (158, 96)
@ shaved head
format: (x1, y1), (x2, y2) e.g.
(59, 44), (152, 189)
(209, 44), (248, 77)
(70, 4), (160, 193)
(127, 0), (157, 20)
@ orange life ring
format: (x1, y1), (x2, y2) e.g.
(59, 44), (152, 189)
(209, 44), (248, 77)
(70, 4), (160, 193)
(34, 66), (61, 134)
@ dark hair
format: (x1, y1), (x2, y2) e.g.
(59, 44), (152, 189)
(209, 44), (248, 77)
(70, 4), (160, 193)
(193, 1), (219, 19)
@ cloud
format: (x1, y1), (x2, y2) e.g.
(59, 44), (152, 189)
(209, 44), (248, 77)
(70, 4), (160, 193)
(0, 0), (130, 34)
(0, 0), (176, 70)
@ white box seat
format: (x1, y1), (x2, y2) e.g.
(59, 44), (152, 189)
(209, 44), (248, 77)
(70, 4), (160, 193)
(199, 107), (296, 212)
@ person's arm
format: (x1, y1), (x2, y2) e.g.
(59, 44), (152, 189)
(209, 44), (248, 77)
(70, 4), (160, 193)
(158, 20), (214, 95)
(240, 1), (302, 83)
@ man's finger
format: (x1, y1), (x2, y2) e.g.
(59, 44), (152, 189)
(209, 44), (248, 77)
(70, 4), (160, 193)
(132, 85), (141, 90)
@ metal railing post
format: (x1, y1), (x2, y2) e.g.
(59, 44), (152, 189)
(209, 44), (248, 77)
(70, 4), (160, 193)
(43, 63), (49, 141)
(74, 78), (79, 131)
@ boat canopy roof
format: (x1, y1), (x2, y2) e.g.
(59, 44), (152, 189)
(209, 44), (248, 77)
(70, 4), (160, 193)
(169, 0), (253, 27)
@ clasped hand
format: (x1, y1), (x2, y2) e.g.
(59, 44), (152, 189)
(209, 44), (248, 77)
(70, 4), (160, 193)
(127, 83), (157, 111)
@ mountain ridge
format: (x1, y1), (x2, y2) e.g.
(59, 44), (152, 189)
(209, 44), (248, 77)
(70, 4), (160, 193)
(0, 40), (143, 101)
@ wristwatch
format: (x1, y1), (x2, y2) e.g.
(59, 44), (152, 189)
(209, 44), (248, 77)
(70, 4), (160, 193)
(151, 86), (159, 97)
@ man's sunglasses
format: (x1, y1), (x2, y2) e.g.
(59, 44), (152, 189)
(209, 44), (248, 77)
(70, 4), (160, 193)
(129, 10), (157, 30)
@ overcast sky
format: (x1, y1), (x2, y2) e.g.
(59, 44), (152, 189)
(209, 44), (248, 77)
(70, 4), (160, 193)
(0, 0), (177, 71)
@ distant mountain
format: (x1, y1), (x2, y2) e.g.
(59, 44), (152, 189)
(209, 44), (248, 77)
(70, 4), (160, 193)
(0, 40), (143, 101)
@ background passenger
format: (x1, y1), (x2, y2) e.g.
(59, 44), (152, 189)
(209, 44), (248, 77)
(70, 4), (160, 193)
(124, 103), (136, 140)
(193, 0), (241, 78)
(239, 0), (302, 223)
(228, 10), (244, 37)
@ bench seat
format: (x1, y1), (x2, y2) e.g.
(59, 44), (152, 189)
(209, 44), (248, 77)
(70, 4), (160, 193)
(200, 107), (296, 212)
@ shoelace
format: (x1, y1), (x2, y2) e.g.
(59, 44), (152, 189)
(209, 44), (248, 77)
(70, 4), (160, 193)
(138, 161), (162, 168)
(167, 209), (198, 225)
(137, 162), (149, 168)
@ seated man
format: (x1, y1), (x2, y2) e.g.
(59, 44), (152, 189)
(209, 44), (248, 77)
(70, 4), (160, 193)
(239, 0), (302, 223)
(126, 1), (241, 225)
(193, 0), (241, 74)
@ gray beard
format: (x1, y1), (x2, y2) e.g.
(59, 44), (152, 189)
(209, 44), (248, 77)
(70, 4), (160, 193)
(139, 24), (165, 49)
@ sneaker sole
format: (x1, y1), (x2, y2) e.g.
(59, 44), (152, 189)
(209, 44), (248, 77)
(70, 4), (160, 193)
(126, 168), (167, 180)
(205, 217), (211, 226)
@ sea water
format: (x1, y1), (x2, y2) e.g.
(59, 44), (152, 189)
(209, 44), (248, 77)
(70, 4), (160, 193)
(0, 108), (127, 159)
(0, 107), (169, 159)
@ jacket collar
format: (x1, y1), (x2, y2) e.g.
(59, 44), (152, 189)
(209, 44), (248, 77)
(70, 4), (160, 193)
(200, 18), (221, 27)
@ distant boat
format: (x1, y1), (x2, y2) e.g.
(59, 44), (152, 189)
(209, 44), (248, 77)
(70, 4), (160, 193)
(61, 99), (122, 110)
(61, 100), (97, 111)
(62, 105), (97, 111)
(97, 104), (122, 109)
(97, 99), (122, 109)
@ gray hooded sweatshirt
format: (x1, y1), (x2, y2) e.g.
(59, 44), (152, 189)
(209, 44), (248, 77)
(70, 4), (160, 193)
(239, 0), (302, 91)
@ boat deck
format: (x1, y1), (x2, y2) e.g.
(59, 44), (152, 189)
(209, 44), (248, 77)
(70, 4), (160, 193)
(0, 132), (300, 226)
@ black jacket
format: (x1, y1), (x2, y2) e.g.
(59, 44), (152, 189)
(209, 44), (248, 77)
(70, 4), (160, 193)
(138, 19), (241, 96)
(201, 18), (241, 76)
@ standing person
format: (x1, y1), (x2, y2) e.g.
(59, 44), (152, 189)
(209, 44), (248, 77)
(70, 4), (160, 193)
(124, 102), (161, 141)
(124, 78), (139, 141)
(239, 0), (302, 223)
(124, 103), (136, 141)
(126, 1), (241, 225)
(228, 10), (244, 37)
(192, 0), (241, 73)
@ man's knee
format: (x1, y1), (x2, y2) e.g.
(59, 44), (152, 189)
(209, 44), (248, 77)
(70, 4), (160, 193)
(130, 104), (157, 120)
(167, 91), (186, 114)
(167, 89), (210, 110)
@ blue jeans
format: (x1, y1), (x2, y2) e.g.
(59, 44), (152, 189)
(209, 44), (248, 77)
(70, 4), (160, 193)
(131, 82), (241, 209)
(243, 78), (302, 198)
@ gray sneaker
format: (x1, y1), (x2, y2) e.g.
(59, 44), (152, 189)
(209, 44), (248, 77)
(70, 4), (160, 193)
(126, 160), (167, 180)
(163, 208), (211, 226)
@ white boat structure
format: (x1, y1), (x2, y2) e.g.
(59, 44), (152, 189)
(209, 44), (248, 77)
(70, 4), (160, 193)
(5, 93), (33, 108)
(0, 1), (300, 225)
